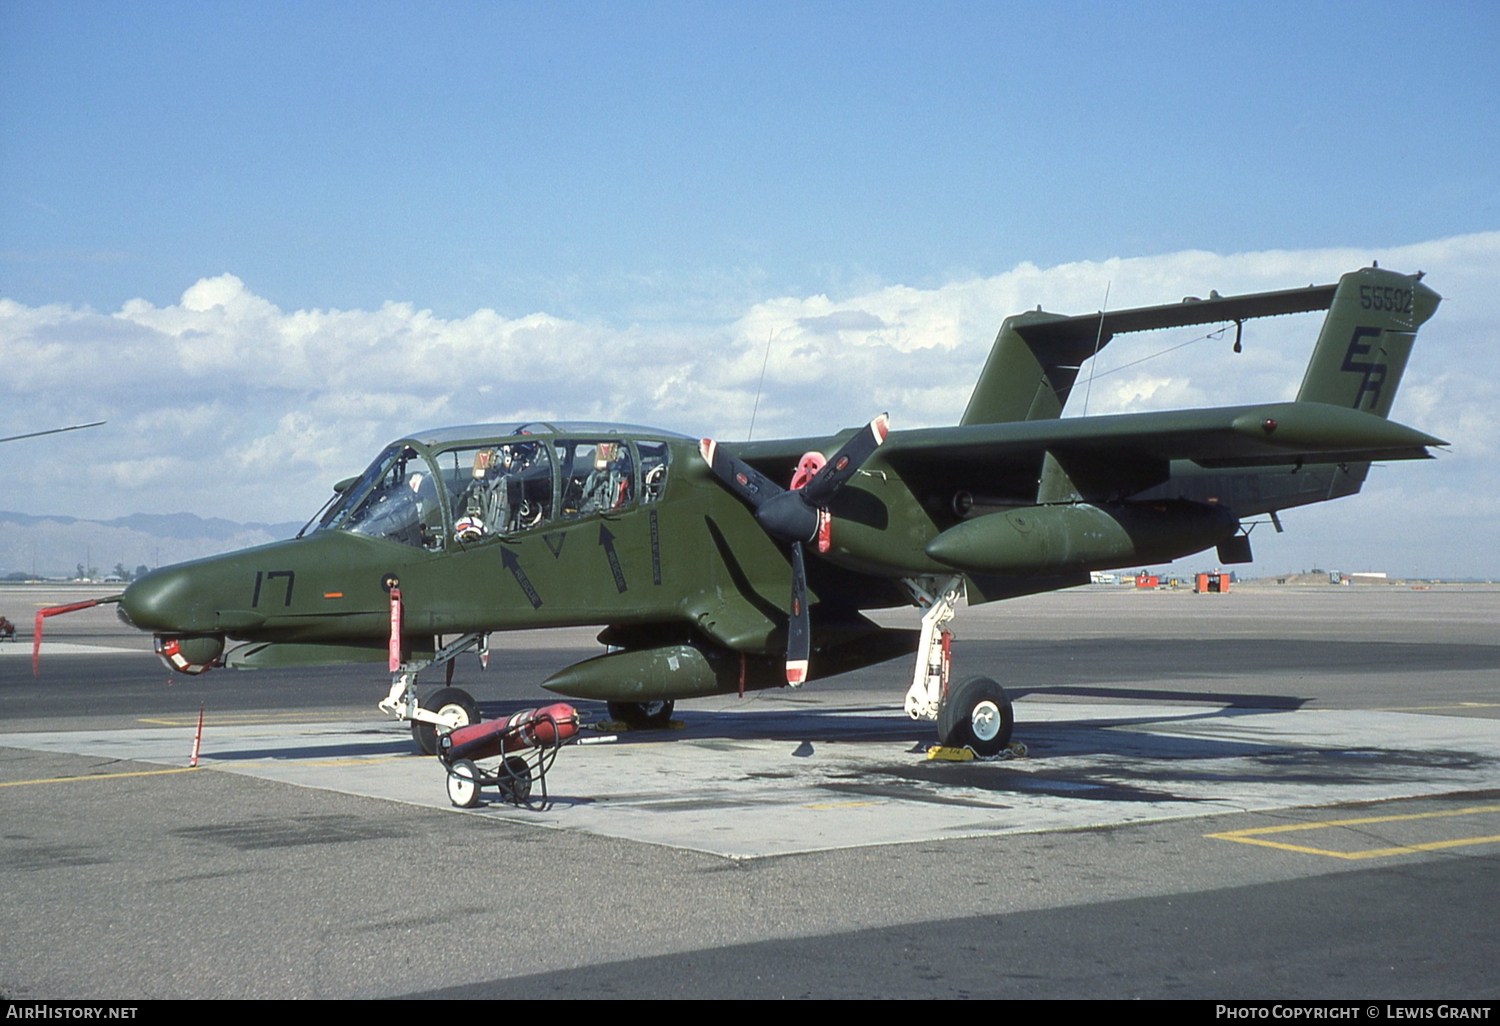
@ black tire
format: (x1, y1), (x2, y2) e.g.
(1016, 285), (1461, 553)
(937, 676), (1014, 757)
(607, 699), (675, 730)
(412, 686), (480, 756)
(446, 759), (482, 808)
(498, 756), (532, 804)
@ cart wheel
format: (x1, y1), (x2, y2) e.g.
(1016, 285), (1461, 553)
(499, 756), (532, 804)
(447, 759), (482, 808)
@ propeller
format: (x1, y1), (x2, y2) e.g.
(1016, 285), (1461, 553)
(700, 414), (889, 685)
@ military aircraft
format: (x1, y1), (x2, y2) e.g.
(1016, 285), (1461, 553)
(73, 265), (1441, 756)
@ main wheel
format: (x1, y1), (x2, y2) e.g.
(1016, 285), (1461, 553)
(498, 756), (533, 804)
(412, 686), (480, 756)
(446, 759), (482, 808)
(937, 676), (1014, 757)
(607, 699), (675, 730)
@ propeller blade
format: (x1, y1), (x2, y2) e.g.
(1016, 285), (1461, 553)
(699, 438), (784, 510)
(801, 414), (889, 506)
(702, 418), (889, 546)
(786, 542), (809, 686)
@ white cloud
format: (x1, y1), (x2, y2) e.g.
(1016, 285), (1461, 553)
(3, 233), (1497, 575)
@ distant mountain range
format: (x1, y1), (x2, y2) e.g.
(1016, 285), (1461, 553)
(0, 510), (304, 580)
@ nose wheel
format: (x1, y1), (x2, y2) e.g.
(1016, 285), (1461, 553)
(937, 676), (1014, 757)
(412, 686), (480, 755)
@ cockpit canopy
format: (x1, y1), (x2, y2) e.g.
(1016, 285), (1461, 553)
(314, 424), (677, 550)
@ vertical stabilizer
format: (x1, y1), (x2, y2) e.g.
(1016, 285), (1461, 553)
(961, 311), (1094, 425)
(1140, 267), (1442, 519)
(1296, 266), (1440, 417)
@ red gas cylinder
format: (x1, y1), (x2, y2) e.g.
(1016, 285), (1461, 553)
(441, 703), (580, 762)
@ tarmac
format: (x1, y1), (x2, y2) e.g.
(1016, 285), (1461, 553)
(1, 583), (1498, 998)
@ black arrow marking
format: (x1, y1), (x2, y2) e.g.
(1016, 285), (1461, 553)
(543, 532), (566, 558)
(649, 509), (661, 585)
(598, 523), (628, 593)
(500, 547), (543, 609)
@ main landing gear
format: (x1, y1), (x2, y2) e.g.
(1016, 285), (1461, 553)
(607, 700), (675, 730)
(937, 675), (1014, 756)
(903, 576), (1015, 757)
(379, 631), (489, 755)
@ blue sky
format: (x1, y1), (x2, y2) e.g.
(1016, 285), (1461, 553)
(2, 1), (1498, 576)
(5, 2), (1496, 319)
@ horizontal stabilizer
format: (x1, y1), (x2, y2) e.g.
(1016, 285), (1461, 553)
(1012, 283), (1337, 347)
(960, 282), (1337, 426)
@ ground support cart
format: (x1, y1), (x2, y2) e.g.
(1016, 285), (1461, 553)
(436, 703), (580, 809)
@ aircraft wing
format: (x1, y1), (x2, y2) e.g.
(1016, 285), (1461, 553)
(732, 402), (1444, 501)
(885, 401), (1443, 467)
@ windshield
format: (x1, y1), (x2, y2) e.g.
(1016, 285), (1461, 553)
(315, 433), (673, 549)
(317, 444), (444, 549)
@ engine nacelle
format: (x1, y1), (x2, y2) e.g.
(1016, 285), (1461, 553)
(154, 634), (225, 675)
(541, 641), (786, 701)
(924, 500), (1239, 576)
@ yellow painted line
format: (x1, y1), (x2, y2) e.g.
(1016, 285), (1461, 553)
(1211, 834), (1500, 859)
(1207, 803), (1500, 860)
(225, 754), (417, 769)
(801, 800), (881, 810)
(0, 766), (199, 788)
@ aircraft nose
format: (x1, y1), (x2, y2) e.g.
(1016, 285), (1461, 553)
(119, 566), (213, 633)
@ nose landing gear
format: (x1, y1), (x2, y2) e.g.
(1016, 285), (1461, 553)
(378, 631), (489, 754)
(411, 686), (481, 756)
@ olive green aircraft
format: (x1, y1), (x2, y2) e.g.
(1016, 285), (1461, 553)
(96, 265), (1442, 756)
